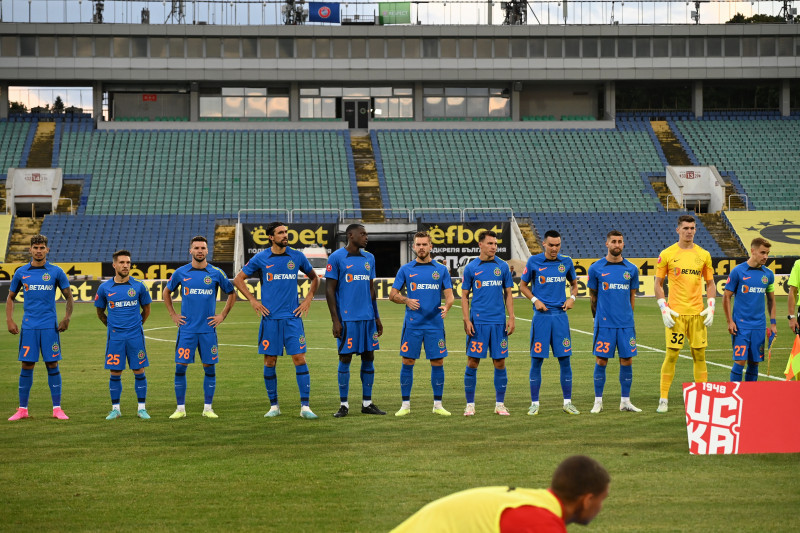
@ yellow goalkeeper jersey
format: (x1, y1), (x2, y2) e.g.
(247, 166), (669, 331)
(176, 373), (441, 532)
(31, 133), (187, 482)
(656, 242), (713, 315)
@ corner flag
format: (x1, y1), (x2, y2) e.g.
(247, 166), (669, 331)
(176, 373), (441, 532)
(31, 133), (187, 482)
(784, 335), (800, 381)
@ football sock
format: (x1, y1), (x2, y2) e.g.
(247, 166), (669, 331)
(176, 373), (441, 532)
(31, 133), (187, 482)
(593, 363), (607, 397)
(135, 372), (147, 404)
(337, 361), (350, 403)
(264, 365), (278, 406)
(295, 363), (310, 406)
(360, 360), (375, 403)
(400, 363), (414, 401)
(558, 356), (572, 401)
(464, 366), (477, 404)
(494, 367), (507, 403)
(691, 348), (708, 382)
(203, 368), (216, 405)
(730, 363), (744, 382)
(620, 365), (633, 397)
(529, 358), (544, 402)
(431, 365), (444, 402)
(109, 374), (122, 406)
(18, 368), (33, 409)
(745, 363), (759, 382)
(175, 364), (187, 406)
(47, 366), (62, 407)
(660, 348), (680, 398)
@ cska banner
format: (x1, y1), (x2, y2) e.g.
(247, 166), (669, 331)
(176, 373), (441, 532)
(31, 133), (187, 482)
(683, 381), (800, 455)
(308, 2), (340, 23)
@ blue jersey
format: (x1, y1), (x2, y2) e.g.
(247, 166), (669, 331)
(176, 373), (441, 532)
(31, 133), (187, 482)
(521, 253), (576, 309)
(392, 260), (452, 330)
(462, 257), (513, 325)
(9, 262), (70, 329)
(166, 263), (234, 333)
(327, 248), (376, 322)
(94, 277), (152, 333)
(241, 247), (313, 320)
(587, 258), (639, 329)
(725, 263), (775, 330)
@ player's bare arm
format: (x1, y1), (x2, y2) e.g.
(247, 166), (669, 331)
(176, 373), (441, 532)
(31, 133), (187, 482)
(293, 269), (319, 317)
(562, 279), (578, 311)
(389, 287), (420, 310)
(654, 276), (666, 300)
(766, 292), (777, 336)
(6, 292), (19, 334)
(519, 280), (548, 312)
(504, 287), (516, 335)
(233, 270), (269, 317)
(325, 277), (342, 338)
(96, 306), (108, 326)
(371, 281), (383, 336)
(208, 291), (236, 328)
(58, 287), (74, 332)
(788, 285), (798, 334)
(722, 289), (737, 335)
(163, 287), (186, 326)
(440, 288), (454, 319)
(461, 288), (475, 336)
(141, 303), (151, 325)
(589, 288), (597, 318)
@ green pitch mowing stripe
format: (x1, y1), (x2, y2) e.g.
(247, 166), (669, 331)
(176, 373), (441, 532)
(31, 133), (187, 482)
(0, 299), (796, 532)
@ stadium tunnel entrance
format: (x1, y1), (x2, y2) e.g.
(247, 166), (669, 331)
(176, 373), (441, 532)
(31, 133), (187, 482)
(365, 239), (402, 277)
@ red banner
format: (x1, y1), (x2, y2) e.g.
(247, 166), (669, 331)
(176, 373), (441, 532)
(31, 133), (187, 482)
(142, 94), (157, 102)
(683, 381), (800, 455)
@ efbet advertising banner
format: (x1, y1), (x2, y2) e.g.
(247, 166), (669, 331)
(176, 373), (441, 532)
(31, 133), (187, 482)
(378, 1), (411, 24)
(724, 211), (800, 257)
(242, 223), (336, 262)
(308, 2), (340, 23)
(683, 381), (800, 455)
(417, 222), (510, 274)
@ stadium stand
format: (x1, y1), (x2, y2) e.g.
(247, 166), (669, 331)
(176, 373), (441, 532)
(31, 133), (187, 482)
(671, 116), (800, 211)
(0, 214), (12, 259)
(0, 121), (32, 174)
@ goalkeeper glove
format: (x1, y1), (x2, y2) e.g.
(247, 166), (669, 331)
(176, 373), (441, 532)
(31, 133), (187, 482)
(700, 298), (715, 327)
(657, 298), (679, 328)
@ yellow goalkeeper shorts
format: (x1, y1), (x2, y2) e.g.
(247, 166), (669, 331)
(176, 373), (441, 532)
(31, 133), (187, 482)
(665, 315), (707, 350)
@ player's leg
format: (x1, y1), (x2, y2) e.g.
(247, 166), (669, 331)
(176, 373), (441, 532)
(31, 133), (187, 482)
(528, 315), (548, 415)
(688, 315), (709, 383)
(491, 326), (510, 416)
(659, 317), (687, 413)
(107, 370), (123, 419)
(744, 331), (762, 382)
(730, 331), (747, 382)
(127, 333), (150, 419)
(133, 369), (149, 419)
(591, 357), (607, 414)
(617, 328), (640, 412)
(286, 319), (315, 418)
(199, 333), (220, 418)
(42, 329), (67, 419)
(425, 331), (449, 415)
(171, 331), (194, 418)
(10, 329), (38, 420)
(259, 318), (282, 416)
(464, 325), (488, 416)
(397, 325), (420, 416)
(334, 321), (353, 417)
(359, 321), (384, 414)
(552, 313), (578, 415)
(263, 355), (280, 415)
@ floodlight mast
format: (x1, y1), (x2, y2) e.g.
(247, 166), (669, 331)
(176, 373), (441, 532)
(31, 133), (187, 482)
(779, 0), (796, 22)
(167, 0), (186, 23)
(283, 0), (308, 24)
(501, 0), (527, 25)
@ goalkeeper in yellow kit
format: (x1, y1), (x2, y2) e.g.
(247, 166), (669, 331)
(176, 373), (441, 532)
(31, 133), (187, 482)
(654, 215), (716, 413)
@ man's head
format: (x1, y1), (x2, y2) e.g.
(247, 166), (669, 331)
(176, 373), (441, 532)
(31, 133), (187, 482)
(266, 222), (289, 249)
(550, 455), (610, 526)
(346, 224), (368, 249)
(112, 249), (132, 278)
(750, 237), (772, 266)
(676, 215), (696, 244)
(190, 236), (209, 263)
(29, 234), (49, 262)
(478, 230), (497, 260)
(606, 230), (624, 258)
(413, 231), (432, 261)
(543, 230), (561, 260)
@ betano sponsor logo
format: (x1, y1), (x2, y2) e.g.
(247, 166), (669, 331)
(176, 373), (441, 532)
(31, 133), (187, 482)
(184, 287), (214, 295)
(345, 274), (370, 282)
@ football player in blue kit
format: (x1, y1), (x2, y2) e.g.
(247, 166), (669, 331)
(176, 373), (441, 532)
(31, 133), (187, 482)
(95, 250), (153, 420)
(234, 222), (320, 419)
(389, 231), (455, 417)
(326, 224), (385, 417)
(461, 230), (516, 416)
(6, 234), (74, 421)
(586, 231), (642, 413)
(164, 236), (236, 419)
(519, 230), (580, 416)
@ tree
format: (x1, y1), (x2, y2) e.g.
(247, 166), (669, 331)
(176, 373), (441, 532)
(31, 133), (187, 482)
(726, 12), (790, 23)
(53, 96), (65, 114)
(9, 101), (27, 113)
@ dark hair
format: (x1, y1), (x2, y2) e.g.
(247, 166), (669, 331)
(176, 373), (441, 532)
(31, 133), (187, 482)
(266, 221), (286, 238)
(677, 215), (695, 227)
(346, 224), (365, 236)
(30, 234), (48, 246)
(112, 249), (132, 262)
(606, 230), (623, 239)
(190, 235), (208, 245)
(478, 230), (497, 242)
(751, 237), (771, 249)
(544, 230), (561, 240)
(550, 455), (610, 502)
(414, 231), (431, 242)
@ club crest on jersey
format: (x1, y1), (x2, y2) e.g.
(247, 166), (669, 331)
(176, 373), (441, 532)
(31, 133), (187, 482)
(204, 276), (212, 285)
(372, 332), (379, 341)
(138, 350), (146, 360)
(364, 262), (371, 271)
(211, 345), (218, 355)
(761, 275), (768, 284)
(432, 271), (440, 280)
(562, 338), (571, 348)
(629, 337), (636, 347)
(623, 271), (631, 280)
(299, 335), (306, 345)
(558, 264), (566, 273)
(494, 267), (501, 276)
(42, 273), (51, 281)
(51, 342), (60, 352)
(287, 260), (295, 270)
(500, 339), (508, 349)
(128, 288), (136, 297)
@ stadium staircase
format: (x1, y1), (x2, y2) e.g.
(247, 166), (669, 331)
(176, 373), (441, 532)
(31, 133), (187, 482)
(213, 223), (236, 262)
(5, 217), (43, 262)
(351, 135), (384, 222)
(517, 219), (543, 255)
(26, 122), (55, 168)
(650, 120), (692, 165)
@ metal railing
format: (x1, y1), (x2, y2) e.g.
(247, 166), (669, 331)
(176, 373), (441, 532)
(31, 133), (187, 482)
(728, 194), (749, 211)
(57, 197), (74, 215)
(237, 208), (290, 225)
(411, 208), (463, 222)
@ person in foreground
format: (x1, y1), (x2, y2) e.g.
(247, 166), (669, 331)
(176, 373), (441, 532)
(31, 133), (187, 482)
(391, 455), (610, 533)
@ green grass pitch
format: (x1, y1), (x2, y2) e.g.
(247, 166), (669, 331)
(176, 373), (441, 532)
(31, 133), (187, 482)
(1, 297), (798, 532)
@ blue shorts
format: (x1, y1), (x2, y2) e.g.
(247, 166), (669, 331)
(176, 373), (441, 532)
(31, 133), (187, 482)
(400, 325), (447, 360)
(258, 317), (307, 356)
(339, 320), (379, 355)
(466, 323), (508, 360)
(175, 330), (219, 365)
(18, 328), (62, 362)
(530, 309), (572, 359)
(732, 329), (765, 363)
(105, 330), (149, 370)
(593, 326), (637, 359)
